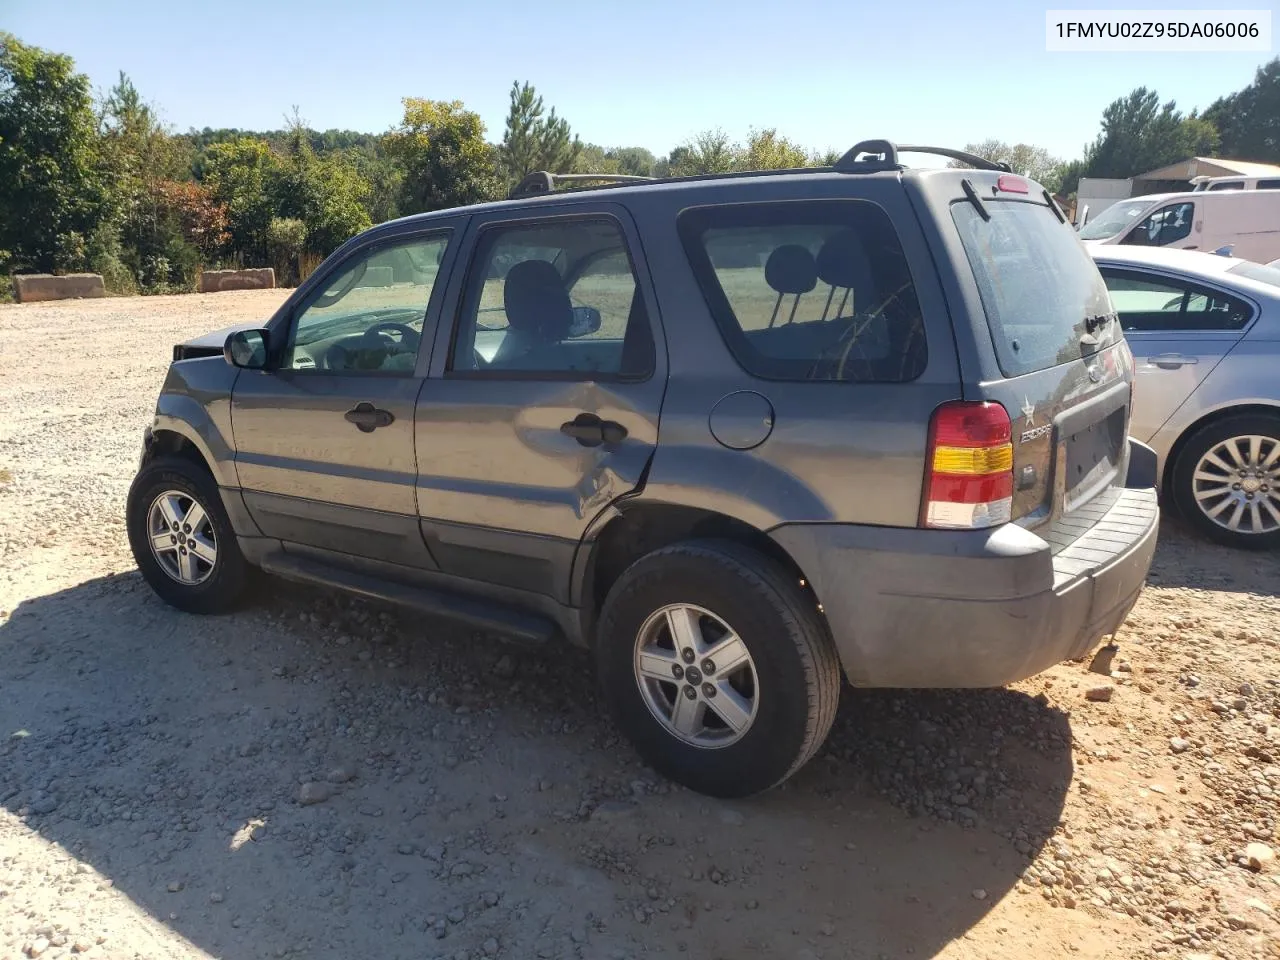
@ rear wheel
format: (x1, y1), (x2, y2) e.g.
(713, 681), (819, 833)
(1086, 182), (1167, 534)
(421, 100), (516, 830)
(1171, 414), (1280, 550)
(595, 539), (841, 798)
(127, 456), (248, 613)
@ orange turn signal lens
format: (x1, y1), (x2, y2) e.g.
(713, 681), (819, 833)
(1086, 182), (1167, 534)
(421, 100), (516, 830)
(932, 443), (1013, 475)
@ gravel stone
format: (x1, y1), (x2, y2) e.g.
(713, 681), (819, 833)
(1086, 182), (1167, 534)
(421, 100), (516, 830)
(1084, 685), (1114, 703)
(298, 782), (334, 806)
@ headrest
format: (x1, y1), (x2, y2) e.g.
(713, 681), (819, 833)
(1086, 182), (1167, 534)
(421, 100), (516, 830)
(816, 229), (878, 294)
(764, 245), (818, 296)
(503, 260), (572, 340)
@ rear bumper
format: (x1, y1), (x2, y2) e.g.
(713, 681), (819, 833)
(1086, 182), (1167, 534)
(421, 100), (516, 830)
(769, 441), (1160, 688)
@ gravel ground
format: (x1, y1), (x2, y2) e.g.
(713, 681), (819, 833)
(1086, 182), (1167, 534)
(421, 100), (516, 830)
(0, 292), (1278, 960)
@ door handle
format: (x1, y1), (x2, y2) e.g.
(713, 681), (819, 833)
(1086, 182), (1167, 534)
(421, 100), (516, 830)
(1148, 353), (1198, 370)
(560, 412), (628, 447)
(344, 401), (395, 433)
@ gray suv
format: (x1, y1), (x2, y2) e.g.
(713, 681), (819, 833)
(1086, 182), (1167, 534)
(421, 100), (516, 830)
(127, 141), (1160, 798)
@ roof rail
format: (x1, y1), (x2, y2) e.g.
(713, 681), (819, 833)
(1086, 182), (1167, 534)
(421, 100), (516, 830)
(509, 171), (654, 199)
(833, 141), (1012, 174)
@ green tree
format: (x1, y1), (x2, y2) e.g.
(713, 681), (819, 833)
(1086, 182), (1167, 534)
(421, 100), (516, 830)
(498, 81), (582, 180)
(270, 120), (371, 257)
(574, 143), (621, 175)
(266, 216), (306, 285)
(956, 139), (1064, 191)
(99, 72), (202, 290)
(1080, 88), (1220, 179)
(609, 146), (657, 177)
(740, 128), (811, 170)
(200, 137), (279, 265)
(667, 129), (740, 176)
(384, 98), (503, 214)
(1204, 57), (1280, 163)
(0, 33), (109, 273)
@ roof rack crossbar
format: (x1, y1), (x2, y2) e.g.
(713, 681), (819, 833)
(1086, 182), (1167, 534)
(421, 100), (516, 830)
(509, 171), (654, 199)
(833, 141), (1013, 174)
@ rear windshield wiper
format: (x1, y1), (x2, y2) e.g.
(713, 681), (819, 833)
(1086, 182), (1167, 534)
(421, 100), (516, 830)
(1084, 314), (1113, 335)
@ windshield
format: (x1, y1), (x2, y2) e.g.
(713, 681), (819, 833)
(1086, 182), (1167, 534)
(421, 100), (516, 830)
(1078, 199), (1153, 240)
(1228, 260), (1280, 289)
(953, 200), (1118, 378)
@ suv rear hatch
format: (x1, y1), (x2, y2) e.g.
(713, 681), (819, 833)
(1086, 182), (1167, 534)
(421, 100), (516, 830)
(927, 174), (1132, 545)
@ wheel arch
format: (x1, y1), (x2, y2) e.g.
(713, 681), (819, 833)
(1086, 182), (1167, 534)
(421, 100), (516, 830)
(143, 427), (216, 476)
(573, 500), (814, 626)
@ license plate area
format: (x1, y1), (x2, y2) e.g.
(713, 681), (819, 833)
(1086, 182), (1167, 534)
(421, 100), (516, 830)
(1064, 407), (1125, 511)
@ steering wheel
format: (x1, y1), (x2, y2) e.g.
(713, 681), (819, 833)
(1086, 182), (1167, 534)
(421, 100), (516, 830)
(322, 322), (422, 372)
(364, 321), (420, 353)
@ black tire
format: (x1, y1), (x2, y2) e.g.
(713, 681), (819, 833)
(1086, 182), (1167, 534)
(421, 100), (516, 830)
(595, 539), (841, 798)
(1171, 413), (1280, 551)
(126, 456), (249, 613)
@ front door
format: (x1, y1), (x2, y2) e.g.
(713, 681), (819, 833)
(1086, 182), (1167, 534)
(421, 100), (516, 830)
(1098, 264), (1254, 441)
(415, 207), (666, 601)
(1119, 200), (1197, 250)
(232, 226), (459, 566)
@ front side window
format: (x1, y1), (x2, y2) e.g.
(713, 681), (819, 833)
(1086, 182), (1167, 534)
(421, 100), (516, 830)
(1099, 267), (1252, 332)
(450, 218), (654, 378)
(283, 234), (449, 373)
(678, 201), (926, 382)
(1122, 201), (1195, 247)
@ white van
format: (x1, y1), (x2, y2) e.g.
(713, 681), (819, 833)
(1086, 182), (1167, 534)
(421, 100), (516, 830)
(1078, 189), (1280, 262)
(1190, 174), (1280, 192)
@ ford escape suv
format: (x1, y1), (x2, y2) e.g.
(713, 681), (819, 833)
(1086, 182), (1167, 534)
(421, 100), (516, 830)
(127, 141), (1160, 798)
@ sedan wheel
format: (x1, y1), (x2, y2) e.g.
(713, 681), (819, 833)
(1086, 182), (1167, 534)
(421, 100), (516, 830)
(1172, 415), (1280, 550)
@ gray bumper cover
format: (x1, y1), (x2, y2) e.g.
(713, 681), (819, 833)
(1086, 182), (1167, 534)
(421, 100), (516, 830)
(769, 440), (1160, 688)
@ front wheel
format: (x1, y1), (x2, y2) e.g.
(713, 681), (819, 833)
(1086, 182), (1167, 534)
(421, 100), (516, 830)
(126, 456), (248, 613)
(595, 539), (841, 798)
(1171, 414), (1280, 550)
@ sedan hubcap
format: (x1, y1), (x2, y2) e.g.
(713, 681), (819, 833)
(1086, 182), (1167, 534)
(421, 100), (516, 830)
(633, 603), (759, 749)
(147, 490), (218, 585)
(1192, 435), (1280, 535)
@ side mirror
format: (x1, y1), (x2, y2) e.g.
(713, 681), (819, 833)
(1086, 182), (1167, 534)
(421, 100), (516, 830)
(224, 329), (269, 369)
(567, 305), (602, 338)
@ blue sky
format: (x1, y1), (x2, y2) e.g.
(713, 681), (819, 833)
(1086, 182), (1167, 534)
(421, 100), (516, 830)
(4, 0), (1273, 163)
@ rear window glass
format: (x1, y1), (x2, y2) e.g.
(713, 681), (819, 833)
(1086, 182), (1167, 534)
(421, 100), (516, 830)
(678, 201), (926, 382)
(952, 200), (1117, 378)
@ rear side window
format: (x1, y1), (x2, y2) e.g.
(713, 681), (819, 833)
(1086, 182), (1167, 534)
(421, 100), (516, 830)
(952, 200), (1117, 378)
(678, 201), (927, 382)
(1100, 267), (1253, 331)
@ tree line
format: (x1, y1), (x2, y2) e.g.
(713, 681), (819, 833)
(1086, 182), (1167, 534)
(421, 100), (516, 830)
(2, 31), (1277, 299)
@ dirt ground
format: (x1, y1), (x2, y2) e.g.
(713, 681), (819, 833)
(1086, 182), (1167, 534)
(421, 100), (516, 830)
(0, 292), (1277, 960)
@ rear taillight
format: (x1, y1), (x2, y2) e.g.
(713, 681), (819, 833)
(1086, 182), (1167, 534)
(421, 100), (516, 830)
(922, 401), (1013, 530)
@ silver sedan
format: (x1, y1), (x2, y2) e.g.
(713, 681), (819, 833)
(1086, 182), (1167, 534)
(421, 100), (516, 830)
(1088, 246), (1280, 549)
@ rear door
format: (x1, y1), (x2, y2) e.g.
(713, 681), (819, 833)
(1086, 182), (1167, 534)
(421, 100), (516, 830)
(414, 204), (665, 602)
(936, 178), (1134, 537)
(231, 224), (461, 566)
(1096, 264), (1255, 441)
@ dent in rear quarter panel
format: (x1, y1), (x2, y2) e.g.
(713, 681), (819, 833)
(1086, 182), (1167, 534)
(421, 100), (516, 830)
(152, 356), (240, 487)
